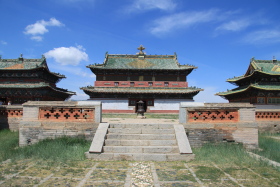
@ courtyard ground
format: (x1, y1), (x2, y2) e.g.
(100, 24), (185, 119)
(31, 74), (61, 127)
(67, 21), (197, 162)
(0, 157), (279, 186)
(0, 113), (279, 186)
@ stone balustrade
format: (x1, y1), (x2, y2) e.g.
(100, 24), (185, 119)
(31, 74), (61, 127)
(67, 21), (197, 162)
(19, 101), (102, 146)
(179, 103), (258, 148)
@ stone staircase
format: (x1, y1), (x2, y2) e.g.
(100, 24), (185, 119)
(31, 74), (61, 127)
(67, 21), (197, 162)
(85, 123), (194, 161)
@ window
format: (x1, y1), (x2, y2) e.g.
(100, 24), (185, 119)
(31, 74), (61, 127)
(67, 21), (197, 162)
(128, 99), (136, 106)
(147, 100), (153, 106)
(257, 97), (265, 104)
(268, 98), (280, 104)
(139, 76), (144, 81)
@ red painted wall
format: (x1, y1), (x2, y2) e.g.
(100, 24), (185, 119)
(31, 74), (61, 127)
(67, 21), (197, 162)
(94, 81), (188, 88)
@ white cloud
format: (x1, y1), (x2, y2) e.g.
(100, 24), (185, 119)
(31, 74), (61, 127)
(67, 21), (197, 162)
(126, 0), (176, 13)
(216, 19), (251, 32)
(243, 29), (280, 44)
(149, 9), (219, 36)
(44, 45), (89, 66)
(30, 36), (43, 42)
(0, 40), (7, 45)
(24, 18), (64, 41)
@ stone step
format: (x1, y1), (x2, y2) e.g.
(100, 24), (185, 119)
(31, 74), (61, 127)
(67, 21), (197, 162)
(106, 134), (176, 140)
(105, 139), (177, 146)
(109, 123), (174, 129)
(103, 146), (179, 153)
(107, 128), (174, 134)
(85, 152), (195, 161)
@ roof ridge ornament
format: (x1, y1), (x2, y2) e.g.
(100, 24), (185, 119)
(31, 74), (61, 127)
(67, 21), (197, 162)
(137, 45), (145, 55)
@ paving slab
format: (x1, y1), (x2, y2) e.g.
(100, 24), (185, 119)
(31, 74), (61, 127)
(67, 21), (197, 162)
(0, 159), (279, 186)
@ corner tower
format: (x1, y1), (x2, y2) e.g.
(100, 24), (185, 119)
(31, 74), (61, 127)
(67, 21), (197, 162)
(216, 57), (280, 104)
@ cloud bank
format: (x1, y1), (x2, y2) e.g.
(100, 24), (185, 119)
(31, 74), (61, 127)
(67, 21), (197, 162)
(149, 9), (219, 36)
(126, 0), (176, 13)
(44, 45), (89, 66)
(24, 18), (64, 41)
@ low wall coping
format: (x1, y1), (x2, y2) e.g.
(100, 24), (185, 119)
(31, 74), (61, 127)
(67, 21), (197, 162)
(22, 101), (101, 108)
(0, 105), (23, 109)
(180, 102), (255, 109)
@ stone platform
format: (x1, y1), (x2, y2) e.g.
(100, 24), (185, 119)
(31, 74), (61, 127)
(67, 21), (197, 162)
(86, 123), (194, 161)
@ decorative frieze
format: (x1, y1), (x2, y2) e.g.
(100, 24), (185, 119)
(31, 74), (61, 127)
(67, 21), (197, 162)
(256, 111), (280, 121)
(39, 107), (94, 121)
(188, 110), (238, 123)
(0, 108), (23, 117)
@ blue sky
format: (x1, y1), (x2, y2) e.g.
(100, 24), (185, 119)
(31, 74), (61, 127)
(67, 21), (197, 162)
(1, 0), (280, 102)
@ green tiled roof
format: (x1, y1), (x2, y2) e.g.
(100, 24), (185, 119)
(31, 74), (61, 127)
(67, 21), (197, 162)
(227, 58), (280, 82)
(0, 56), (47, 69)
(0, 56), (65, 78)
(81, 86), (203, 94)
(216, 84), (280, 96)
(251, 59), (280, 74)
(88, 54), (196, 70)
(0, 82), (75, 95)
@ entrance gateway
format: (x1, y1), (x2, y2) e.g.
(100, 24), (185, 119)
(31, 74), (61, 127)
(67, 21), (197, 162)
(81, 45), (203, 113)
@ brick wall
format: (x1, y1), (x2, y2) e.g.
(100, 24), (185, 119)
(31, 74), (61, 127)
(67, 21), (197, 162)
(19, 101), (102, 146)
(179, 103), (258, 148)
(255, 109), (280, 133)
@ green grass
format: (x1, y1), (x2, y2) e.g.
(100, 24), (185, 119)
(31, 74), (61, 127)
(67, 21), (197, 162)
(0, 130), (90, 163)
(253, 133), (280, 163)
(0, 129), (19, 162)
(103, 113), (178, 119)
(193, 143), (259, 166)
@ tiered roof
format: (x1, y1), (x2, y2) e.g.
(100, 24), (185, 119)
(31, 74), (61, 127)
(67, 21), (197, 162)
(0, 82), (74, 94)
(82, 46), (202, 97)
(217, 58), (280, 97)
(83, 86), (202, 94)
(0, 55), (75, 99)
(0, 55), (65, 78)
(88, 53), (196, 73)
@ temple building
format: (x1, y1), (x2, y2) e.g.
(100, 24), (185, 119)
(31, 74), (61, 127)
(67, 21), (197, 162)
(0, 55), (75, 104)
(216, 57), (280, 104)
(81, 45), (203, 113)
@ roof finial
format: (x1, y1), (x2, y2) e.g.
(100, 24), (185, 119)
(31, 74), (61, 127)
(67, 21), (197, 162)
(273, 56), (277, 63)
(20, 54), (23, 58)
(137, 45), (145, 55)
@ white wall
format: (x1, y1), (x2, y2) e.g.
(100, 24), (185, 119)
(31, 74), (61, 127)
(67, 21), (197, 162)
(150, 99), (193, 111)
(89, 98), (193, 111)
(92, 99), (133, 111)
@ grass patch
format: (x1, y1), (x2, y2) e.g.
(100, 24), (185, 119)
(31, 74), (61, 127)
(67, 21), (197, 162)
(103, 113), (178, 119)
(195, 166), (224, 181)
(0, 129), (19, 162)
(253, 133), (280, 163)
(193, 143), (262, 166)
(0, 130), (90, 163)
